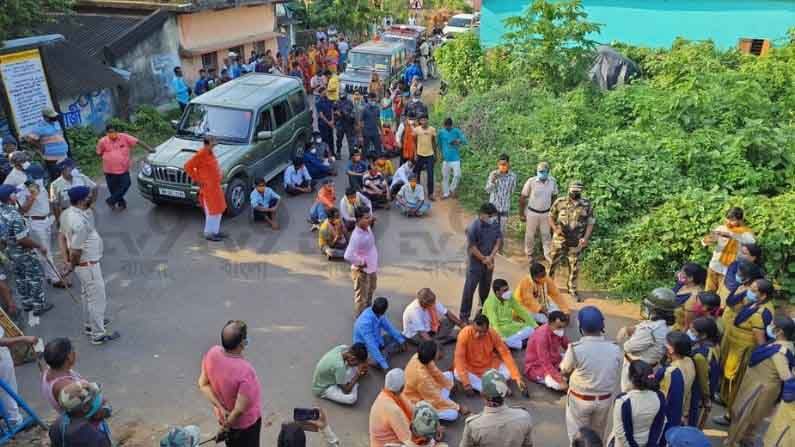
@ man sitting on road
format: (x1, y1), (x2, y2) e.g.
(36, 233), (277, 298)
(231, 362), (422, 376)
(402, 288), (465, 345)
(318, 207), (349, 260)
(390, 159), (414, 197)
(454, 314), (527, 396)
(312, 343), (369, 405)
(340, 186), (373, 232)
(369, 369), (413, 447)
(346, 151), (368, 189)
(482, 278), (537, 350)
(514, 262), (572, 324)
(362, 162), (390, 209)
(396, 174), (430, 217)
(353, 297), (407, 371)
(309, 179), (336, 227)
(403, 340), (464, 422)
(284, 158), (314, 195)
(304, 137), (336, 180)
(524, 311), (570, 391)
(250, 178), (280, 230)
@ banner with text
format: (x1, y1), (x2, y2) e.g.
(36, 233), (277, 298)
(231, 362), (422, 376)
(0, 49), (55, 136)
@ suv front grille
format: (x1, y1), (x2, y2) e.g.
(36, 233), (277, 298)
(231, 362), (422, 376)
(152, 166), (194, 185)
(344, 84), (369, 94)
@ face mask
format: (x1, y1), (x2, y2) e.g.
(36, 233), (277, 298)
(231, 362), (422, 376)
(745, 289), (758, 303)
(310, 148), (317, 154)
(501, 290), (512, 300)
(569, 191), (581, 200)
(767, 325), (776, 340)
(315, 137), (322, 143)
(687, 329), (699, 342)
(71, 168), (80, 177)
(412, 98), (419, 103)
(553, 328), (565, 337)
(537, 171), (549, 180)
(735, 273), (745, 284)
(487, 216), (498, 225)
(21, 162), (30, 170)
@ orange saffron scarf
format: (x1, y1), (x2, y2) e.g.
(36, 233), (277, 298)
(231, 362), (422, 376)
(425, 304), (440, 333)
(719, 226), (752, 266)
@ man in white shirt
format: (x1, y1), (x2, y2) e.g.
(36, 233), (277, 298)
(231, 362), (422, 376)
(2, 152), (30, 187)
(389, 160), (414, 197)
(49, 159), (97, 223)
(283, 158), (313, 195)
(402, 288), (465, 345)
(339, 186), (373, 232)
(519, 161), (558, 264)
(16, 164), (62, 287)
(396, 174), (430, 217)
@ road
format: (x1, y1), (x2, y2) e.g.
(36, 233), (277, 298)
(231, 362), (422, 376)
(11, 134), (728, 446)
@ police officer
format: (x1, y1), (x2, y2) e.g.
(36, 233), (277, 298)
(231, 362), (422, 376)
(460, 369), (534, 447)
(19, 164), (63, 287)
(0, 184), (52, 315)
(334, 91), (356, 159)
(548, 180), (595, 302)
(61, 186), (119, 345)
(617, 288), (676, 392)
(560, 306), (622, 443)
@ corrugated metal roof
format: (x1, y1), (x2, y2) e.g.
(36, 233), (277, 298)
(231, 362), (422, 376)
(38, 13), (146, 59)
(193, 73), (301, 109)
(40, 39), (127, 98)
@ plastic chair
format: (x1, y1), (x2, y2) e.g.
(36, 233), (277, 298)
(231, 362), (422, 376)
(0, 377), (47, 444)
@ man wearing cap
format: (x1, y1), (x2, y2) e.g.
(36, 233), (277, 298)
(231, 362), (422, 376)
(18, 163), (64, 287)
(50, 158), (97, 224)
(369, 368), (414, 447)
(460, 369), (534, 447)
(548, 180), (595, 302)
(61, 186), (120, 344)
(23, 107), (69, 180)
(96, 124), (154, 211)
(184, 135), (227, 242)
(560, 305), (622, 443)
(49, 380), (112, 447)
(617, 288), (676, 392)
(519, 161), (558, 264)
(2, 151), (30, 187)
(0, 184), (52, 315)
(171, 67), (191, 111)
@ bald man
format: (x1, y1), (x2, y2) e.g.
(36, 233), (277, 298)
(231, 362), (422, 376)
(198, 321), (263, 446)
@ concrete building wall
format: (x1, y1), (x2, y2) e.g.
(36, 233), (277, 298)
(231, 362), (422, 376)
(113, 15), (181, 110)
(59, 88), (117, 131)
(177, 5), (276, 50)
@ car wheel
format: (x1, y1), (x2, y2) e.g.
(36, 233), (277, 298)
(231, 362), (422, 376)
(225, 177), (248, 217)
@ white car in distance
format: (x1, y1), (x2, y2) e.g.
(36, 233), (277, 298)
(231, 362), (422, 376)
(442, 13), (479, 36)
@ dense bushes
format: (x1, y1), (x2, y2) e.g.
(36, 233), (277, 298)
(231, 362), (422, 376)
(433, 1), (795, 299)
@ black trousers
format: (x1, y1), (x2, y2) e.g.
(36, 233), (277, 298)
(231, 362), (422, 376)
(319, 125), (334, 152)
(336, 123), (356, 158)
(460, 261), (493, 321)
(226, 418), (261, 447)
(362, 133), (382, 157)
(105, 172), (131, 207)
(414, 155), (435, 196)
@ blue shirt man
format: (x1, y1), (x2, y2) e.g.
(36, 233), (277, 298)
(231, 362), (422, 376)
(404, 62), (423, 85)
(437, 122), (468, 162)
(283, 159), (313, 191)
(28, 118), (68, 159)
(171, 67), (190, 108)
(316, 94), (335, 131)
(250, 185), (280, 209)
(353, 297), (406, 370)
(194, 70), (210, 96)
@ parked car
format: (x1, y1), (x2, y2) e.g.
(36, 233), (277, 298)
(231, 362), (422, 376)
(382, 24), (426, 59)
(442, 13), (479, 36)
(137, 73), (312, 216)
(340, 40), (407, 95)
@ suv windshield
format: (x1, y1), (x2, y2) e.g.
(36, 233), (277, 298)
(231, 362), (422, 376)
(348, 52), (390, 72)
(448, 17), (472, 28)
(177, 104), (252, 143)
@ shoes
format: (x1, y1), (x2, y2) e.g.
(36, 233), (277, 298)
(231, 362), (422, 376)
(205, 234), (223, 242)
(32, 303), (54, 316)
(91, 331), (120, 345)
(215, 232), (229, 239)
(310, 224), (320, 232)
(712, 414), (730, 426)
(51, 280), (70, 289)
(84, 318), (113, 335)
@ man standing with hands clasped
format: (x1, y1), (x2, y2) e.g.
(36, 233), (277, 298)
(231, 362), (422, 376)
(519, 161), (557, 264)
(460, 203), (502, 323)
(548, 180), (594, 303)
(344, 206), (379, 315)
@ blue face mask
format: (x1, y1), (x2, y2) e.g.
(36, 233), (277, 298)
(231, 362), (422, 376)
(745, 289), (758, 303)
(735, 273), (744, 284)
(537, 171), (549, 180)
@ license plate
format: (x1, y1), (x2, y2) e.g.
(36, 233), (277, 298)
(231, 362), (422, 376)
(158, 188), (186, 198)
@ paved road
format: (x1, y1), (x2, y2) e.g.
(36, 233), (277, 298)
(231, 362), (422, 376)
(12, 156), (728, 445)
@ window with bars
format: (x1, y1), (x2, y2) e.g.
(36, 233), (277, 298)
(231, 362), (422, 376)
(255, 41), (266, 55)
(201, 52), (218, 69)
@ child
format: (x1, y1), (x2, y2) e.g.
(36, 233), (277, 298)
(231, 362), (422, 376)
(381, 123), (398, 159)
(380, 96), (394, 126)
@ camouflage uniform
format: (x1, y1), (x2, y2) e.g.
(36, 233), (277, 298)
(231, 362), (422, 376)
(0, 202), (45, 310)
(548, 181), (595, 297)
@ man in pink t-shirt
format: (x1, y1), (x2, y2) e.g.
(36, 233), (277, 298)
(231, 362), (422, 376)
(95, 124), (153, 211)
(198, 321), (263, 446)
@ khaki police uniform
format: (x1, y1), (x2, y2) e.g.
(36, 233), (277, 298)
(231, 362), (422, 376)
(548, 195), (595, 296)
(460, 405), (534, 447)
(62, 207), (107, 338)
(560, 335), (622, 442)
(617, 319), (670, 392)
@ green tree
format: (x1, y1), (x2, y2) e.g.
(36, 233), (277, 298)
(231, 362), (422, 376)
(0, 0), (74, 41)
(306, 0), (383, 39)
(502, 0), (600, 93)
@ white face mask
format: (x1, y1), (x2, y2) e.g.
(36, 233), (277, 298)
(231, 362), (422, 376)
(310, 148), (317, 154)
(70, 168), (80, 177)
(767, 325), (776, 340)
(315, 137), (322, 143)
(21, 162), (30, 170)
(687, 329), (699, 342)
(500, 290), (512, 300)
(553, 329), (565, 337)
(487, 216), (498, 225)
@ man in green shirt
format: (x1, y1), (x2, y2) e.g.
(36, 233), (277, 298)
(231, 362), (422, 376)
(482, 278), (537, 350)
(312, 343), (368, 405)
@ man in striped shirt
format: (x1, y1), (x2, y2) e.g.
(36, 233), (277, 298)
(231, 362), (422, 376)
(484, 154), (517, 237)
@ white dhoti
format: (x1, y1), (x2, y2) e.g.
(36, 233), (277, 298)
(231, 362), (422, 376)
(504, 326), (535, 350)
(455, 362), (511, 392)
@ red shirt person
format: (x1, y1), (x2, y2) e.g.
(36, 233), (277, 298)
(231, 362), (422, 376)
(95, 124), (153, 210)
(524, 311), (571, 391)
(184, 135), (227, 241)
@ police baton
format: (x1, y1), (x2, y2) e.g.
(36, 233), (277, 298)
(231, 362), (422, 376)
(41, 254), (80, 305)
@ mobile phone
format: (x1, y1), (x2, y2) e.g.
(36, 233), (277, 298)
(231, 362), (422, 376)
(293, 407), (320, 422)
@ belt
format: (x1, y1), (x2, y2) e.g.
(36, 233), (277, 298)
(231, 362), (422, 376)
(28, 215), (51, 220)
(528, 207), (550, 214)
(569, 390), (612, 401)
(77, 261), (99, 267)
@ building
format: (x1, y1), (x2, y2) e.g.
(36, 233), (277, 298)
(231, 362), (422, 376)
(41, 0), (286, 112)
